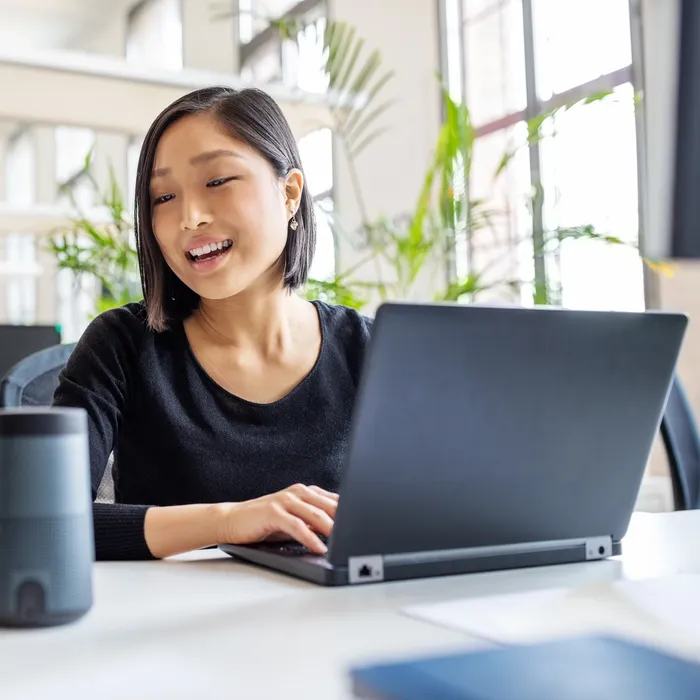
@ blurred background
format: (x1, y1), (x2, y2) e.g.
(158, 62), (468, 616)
(0, 0), (695, 509)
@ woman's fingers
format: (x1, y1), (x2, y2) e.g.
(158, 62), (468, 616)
(289, 484), (338, 517)
(304, 491), (338, 518)
(285, 496), (335, 538)
(308, 485), (339, 502)
(259, 484), (340, 553)
(278, 512), (328, 554)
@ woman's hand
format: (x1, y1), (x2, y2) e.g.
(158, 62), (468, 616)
(216, 483), (338, 554)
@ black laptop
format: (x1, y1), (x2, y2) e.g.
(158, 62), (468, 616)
(219, 302), (687, 585)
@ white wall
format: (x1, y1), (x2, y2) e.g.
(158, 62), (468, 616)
(69, 3), (129, 187)
(75, 9), (128, 56)
(182, 0), (238, 72)
(327, 0), (444, 301)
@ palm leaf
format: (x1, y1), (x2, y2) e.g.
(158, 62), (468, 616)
(345, 99), (396, 149)
(349, 125), (391, 158)
(327, 23), (355, 88)
(317, 22), (395, 156)
(335, 34), (364, 95)
(494, 89), (615, 179)
(340, 70), (396, 138)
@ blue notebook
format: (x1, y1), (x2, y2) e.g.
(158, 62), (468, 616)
(350, 635), (700, 700)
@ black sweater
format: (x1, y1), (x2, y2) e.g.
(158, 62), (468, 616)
(52, 300), (372, 560)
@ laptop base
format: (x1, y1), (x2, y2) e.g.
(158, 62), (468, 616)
(218, 540), (622, 587)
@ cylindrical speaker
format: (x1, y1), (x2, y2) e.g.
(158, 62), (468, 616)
(0, 407), (94, 627)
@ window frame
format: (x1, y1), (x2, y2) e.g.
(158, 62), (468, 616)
(440, 0), (640, 306)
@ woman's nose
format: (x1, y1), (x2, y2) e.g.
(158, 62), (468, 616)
(180, 196), (213, 231)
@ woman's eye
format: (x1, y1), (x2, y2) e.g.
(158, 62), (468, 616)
(207, 177), (236, 188)
(153, 193), (175, 205)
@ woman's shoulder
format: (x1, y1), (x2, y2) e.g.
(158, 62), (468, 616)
(67, 301), (154, 372)
(312, 300), (372, 383)
(77, 301), (151, 351)
(312, 300), (373, 342)
(90, 301), (150, 332)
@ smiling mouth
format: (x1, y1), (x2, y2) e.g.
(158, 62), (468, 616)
(186, 240), (233, 263)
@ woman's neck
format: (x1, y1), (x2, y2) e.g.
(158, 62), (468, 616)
(193, 287), (307, 358)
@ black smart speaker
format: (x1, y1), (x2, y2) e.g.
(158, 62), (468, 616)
(0, 407), (94, 627)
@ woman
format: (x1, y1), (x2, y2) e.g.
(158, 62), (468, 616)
(53, 86), (372, 561)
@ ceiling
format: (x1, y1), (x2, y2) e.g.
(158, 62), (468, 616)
(0, 0), (137, 51)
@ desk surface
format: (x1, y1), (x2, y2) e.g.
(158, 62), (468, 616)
(3, 510), (700, 699)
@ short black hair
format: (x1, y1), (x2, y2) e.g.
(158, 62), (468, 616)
(133, 86), (316, 332)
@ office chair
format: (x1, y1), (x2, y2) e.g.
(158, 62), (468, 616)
(660, 376), (700, 510)
(0, 343), (115, 503)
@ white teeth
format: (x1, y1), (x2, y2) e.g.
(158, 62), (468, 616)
(188, 240), (232, 259)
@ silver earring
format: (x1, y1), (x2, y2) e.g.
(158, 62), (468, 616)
(289, 215), (298, 231)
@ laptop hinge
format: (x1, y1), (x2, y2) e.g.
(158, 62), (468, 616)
(585, 536), (613, 560)
(348, 555), (385, 584)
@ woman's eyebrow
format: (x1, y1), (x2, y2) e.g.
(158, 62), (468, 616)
(152, 150), (244, 179)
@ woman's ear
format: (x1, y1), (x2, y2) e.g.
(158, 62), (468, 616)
(284, 169), (304, 213)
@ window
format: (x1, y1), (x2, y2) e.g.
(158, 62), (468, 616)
(463, 0), (527, 126)
(239, 1), (327, 91)
(54, 127), (98, 340)
(466, 122), (533, 303)
(540, 84), (642, 311)
(532, 0), (633, 100)
(55, 126), (95, 210)
(299, 128), (335, 281)
(5, 131), (35, 207)
(127, 137), (143, 212)
(127, 0), (183, 71)
(443, 0), (641, 310)
(283, 18), (328, 93)
(238, 0), (254, 43)
(442, 0), (465, 102)
(3, 132), (37, 324)
(239, 0), (303, 44)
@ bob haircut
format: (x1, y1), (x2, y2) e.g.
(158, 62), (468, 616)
(133, 86), (317, 332)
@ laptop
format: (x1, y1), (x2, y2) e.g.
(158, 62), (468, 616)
(219, 302), (687, 586)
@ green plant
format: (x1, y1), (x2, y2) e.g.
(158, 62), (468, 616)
(47, 153), (141, 315)
(426, 88), (634, 306)
(252, 10), (659, 308)
(311, 83), (652, 308)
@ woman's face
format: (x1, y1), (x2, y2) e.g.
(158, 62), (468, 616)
(149, 112), (303, 300)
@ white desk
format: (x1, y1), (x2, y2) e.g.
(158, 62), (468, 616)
(2, 511), (699, 699)
(403, 510), (700, 667)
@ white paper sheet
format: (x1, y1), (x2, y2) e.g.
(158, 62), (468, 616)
(403, 574), (700, 651)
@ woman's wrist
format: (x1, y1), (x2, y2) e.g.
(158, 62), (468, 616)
(144, 502), (236, 558)
(210, 501), (241, 544)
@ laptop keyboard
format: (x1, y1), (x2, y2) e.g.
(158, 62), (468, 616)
(258, 536), (328, 556)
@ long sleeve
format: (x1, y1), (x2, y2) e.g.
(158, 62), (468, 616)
(53, 306), (155, 560)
